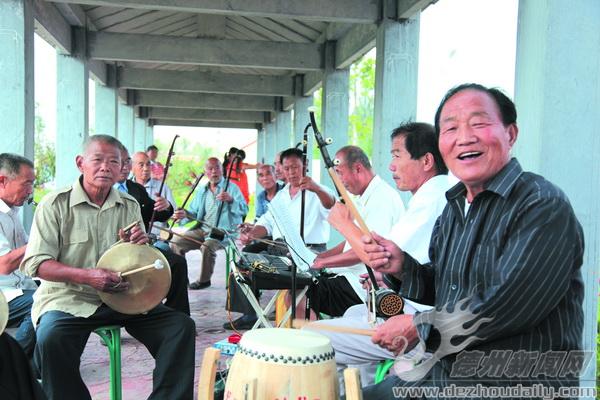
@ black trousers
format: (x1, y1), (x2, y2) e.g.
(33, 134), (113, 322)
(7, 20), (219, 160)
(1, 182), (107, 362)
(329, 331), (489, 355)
(0, 333), (46, 400)
(34, 305), (195, 400)
(157, 247), (190, 315)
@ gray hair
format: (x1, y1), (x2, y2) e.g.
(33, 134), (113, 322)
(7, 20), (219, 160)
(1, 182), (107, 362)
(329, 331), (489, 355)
(0, 153), (34, 178)
(336, 145), (372, 170)
(82, 134), (124, 153)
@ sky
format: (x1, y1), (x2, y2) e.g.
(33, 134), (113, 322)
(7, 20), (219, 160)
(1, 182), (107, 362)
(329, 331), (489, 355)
(33, 0), (518, 157)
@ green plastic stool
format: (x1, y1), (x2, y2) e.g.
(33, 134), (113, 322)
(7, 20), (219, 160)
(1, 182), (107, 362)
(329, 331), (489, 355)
(94, 325), (122, 400)
(374, 359), (395, 384)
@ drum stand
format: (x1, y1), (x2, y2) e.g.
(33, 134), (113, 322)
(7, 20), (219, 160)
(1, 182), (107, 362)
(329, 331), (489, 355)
(230, 260), (309, 329)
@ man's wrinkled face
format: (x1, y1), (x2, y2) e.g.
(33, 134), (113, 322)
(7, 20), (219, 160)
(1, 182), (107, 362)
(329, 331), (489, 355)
(274, 153), (285, 181)
(389, 135), (425, 193)
(282, 156), (304, 187)
(0, 165), (35, 207)
(132, 153), (152, 182)
(333, 154), (360, 195)
(205, 159), (223, 184)
(257, 165), (276, 191)
(76, 141), (121, 191)
(118, 150), (132, 182)
(438, 89), (517, 196)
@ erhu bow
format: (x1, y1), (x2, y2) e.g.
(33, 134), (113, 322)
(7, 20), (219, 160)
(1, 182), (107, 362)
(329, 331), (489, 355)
(147, 135), (179, 236)
(208, 150), (242, 241)
(308, 109), (404, 318)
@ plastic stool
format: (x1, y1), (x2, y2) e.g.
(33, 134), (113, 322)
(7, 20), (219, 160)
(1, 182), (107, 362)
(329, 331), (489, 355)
(94, 325), (122, 400)
(374, 359), (395, 384)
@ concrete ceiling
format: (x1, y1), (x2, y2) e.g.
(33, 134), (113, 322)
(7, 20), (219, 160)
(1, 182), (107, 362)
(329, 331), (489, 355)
(35, 0), (435, 129)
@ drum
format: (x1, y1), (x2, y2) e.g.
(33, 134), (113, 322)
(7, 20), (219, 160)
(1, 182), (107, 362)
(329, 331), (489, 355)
(224, 328), (338, 400)
(0, 291), (8, 334)
(96, 243), (171, 315)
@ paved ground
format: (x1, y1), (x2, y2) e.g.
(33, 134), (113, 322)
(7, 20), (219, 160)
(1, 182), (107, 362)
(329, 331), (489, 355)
(81, 247), (266, 399)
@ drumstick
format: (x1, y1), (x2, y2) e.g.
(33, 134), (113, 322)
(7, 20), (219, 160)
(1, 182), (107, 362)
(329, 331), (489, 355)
(114, 220), (141, 245)
(154, 225), (205, 247)
(120, 259), (165, 277)
(292, 319), (375, 337)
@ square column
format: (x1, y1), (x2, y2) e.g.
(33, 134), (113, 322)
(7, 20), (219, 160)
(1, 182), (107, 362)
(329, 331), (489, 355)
(133, 117), (146, 152)
(256, 127), (266, 164)
(145, 124), (154, 150)
(275, 111), (292, 151)
(0, 0), (35, 229)
(372, 14), (420, 188)
(56, 52), (89, 188)
(514, 0), (599, 387)
(320, 41), (349, 187)
(117, 102), (134, 152)
(95, 82), (118, 136)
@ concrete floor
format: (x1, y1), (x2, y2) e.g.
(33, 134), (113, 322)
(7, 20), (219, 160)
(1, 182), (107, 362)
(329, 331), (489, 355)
(82, 247), (265, 399)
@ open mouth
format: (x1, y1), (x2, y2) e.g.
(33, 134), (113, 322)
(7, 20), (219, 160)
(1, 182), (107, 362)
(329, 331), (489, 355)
(457, 151), (482, 161)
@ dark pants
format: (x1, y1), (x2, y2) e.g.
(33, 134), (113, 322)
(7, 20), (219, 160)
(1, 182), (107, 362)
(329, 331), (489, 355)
(34, 305), (195, 400)
(7, 289), (36, 357)
(157, 247), (190, 315)
(307, 272), (363, 317)
(0, 333), (46, 400)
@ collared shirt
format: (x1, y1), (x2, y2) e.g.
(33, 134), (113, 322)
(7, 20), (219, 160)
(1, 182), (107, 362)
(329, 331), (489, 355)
(401, 159), (584, 384)
(141, 178), (176, 235)
(336, 175), (405, 298)
(187, 178), (248, 233)
(255, 182), (285, 220)
(257, 183), (334, 244)
(388, 174), (452, 264)
(0, 199), (37, 301)
(20, 177), (143, 326)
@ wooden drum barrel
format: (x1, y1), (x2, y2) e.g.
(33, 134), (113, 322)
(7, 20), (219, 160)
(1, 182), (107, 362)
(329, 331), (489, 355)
(224, 328), (338, 400)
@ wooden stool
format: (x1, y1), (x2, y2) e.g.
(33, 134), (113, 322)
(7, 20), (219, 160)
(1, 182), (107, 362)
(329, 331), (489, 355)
(94, 325), (122, 400)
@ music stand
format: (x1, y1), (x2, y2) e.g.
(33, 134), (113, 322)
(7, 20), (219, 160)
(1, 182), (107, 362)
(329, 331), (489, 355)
(226, 238), (310, 329)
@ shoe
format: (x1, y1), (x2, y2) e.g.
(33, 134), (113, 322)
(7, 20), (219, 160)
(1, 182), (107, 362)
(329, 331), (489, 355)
(189, 280), (211, 290)
(223, 315), (258, 330)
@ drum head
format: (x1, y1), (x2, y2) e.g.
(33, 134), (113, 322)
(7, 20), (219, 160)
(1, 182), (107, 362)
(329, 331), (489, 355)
(0, 291), (8, 334)
(239, 328), (334, 361)
(96, 243), (171, 315)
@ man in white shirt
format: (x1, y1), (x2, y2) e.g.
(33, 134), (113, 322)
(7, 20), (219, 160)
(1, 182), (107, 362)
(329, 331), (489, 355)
(309, 145), (404, 317)
(0, 153), (38, 356)
(242, 148), (335, 251)
(312, 122), (452, 387)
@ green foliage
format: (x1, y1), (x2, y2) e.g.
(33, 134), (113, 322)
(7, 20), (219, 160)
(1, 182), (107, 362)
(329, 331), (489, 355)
(312, 53), (376, 160)
(349, 56), (375, 156)
(153, 136), (216, 207)
(34, 104), (55, 189)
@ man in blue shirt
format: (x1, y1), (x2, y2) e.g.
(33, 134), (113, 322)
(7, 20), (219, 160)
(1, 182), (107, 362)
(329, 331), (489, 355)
(170, 157), (248, 289)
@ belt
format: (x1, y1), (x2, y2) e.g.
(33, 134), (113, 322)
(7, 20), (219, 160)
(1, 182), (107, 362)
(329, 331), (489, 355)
(306, 243), (326, 248)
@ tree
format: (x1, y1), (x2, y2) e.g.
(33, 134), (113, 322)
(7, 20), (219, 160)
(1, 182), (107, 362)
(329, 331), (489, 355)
(34, 104), (55, 188)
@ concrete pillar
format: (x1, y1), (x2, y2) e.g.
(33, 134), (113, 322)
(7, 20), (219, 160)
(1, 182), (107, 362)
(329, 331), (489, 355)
(256, 127), (266, 164)
(117, 102), (134, 152)
(94, 82), (118, 136)
(320, 41), (349, 188)
(513, 0), (599, 389)
(0, 0), (34, 159)
(275, 111), (292, 151)
(372, 14), (420, 191)
(133, 117), (146, 152)
(0, 0), (35, 228)
(264, 122), (276, 165)
(56, 52), (89, 188)
(293, 96), (314, 170)
(145, 124), (154, 150)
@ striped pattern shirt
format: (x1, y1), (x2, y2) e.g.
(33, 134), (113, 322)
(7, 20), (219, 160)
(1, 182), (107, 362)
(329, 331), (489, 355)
(400, 158), (584, 388)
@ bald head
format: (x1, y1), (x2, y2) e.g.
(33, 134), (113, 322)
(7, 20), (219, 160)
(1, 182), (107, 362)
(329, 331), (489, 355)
(131, 151), (151, 184)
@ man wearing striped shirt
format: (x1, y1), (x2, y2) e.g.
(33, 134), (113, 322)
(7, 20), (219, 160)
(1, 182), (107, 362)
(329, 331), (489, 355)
(359, 84), (584, 398)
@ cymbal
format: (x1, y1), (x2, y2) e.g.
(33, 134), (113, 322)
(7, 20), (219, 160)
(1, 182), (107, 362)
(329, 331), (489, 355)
(0, 291), (7, 335)
(96, 243), (171, 315)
